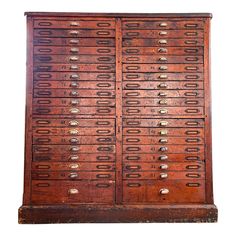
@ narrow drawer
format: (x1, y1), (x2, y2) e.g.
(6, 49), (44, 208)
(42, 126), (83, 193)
(123, 30), (203, 38)
(123, 64), (203, 73)
(31, 180), (114, 204)
(34, 29), (115, 38)
(122, 47), (203, 55)
(34, 46), (115, 55)
(34, 55), (115, 64)
(123, 180), (205, 203)
(33, 38), (115, 46)
(34, 20), (115, 29)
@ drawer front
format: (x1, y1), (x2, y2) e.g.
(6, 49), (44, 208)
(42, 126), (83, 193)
(122, 20), (204, 30)
(123, 180), (205, 203)
(34, 46), (115, 55)
(123, 118), (204, 127)
(123, 30), (203, 38)
(123, 153), (204, 162)
(34, 72), (116, 81)
(34, 38), (115, 46)
(123, 47), (203, 55)
(34, 55), (115, 64)
(33, 153), (116, 162)
(34, 20), (115, 29)
(31, 180), (114, 204)
(34, 29), (115, 37)
(32, 171), (115, 180)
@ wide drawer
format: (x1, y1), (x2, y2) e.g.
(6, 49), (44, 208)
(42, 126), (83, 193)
(34, 55), (115, 64)
(123, 90), (204, 98)
(34, 46), (115, 55)
(123, 145), (203, 154)
(34, 63), (115, 72)
(122, 20), (204, 30)
(123, 118), (204, 127)
(34, 38), (115, 46)
(34, 89), (115, 98)
(123, 171), (205, 180)
(33, 153), (116, 162)
(123, 81), (203, 90)
(33, 127), (115, 136)
(122, 47), (203, 55)
(123, 73), (203, 81)
(34, 72), (116, 81)
(123, 64), (203, 73)
(123, 127), (204, 137)
(31, 180), (114, 204)
(33, 106), (115, 115)
(123, 98), (204, 107)
(33, 145), (115, 154)
(123, 153), (204, 162)
(123, 180), (205, 203)
(33, 135), (115, 145)
(34, 20), (115, 29)
(123, 55), (203, 64)
(32, 118), (115, 127)
(32, 162), (115, 171)
(123, 107), (204, 116)
(33, 98), (115, 107)
(32, 171), (115, 180)
(34, 81), (115, 89)
(123, 38), (204, 47)
(34, 29), (115, 37)
(123, 30), (203, 38)
(123, 136), (203, 145)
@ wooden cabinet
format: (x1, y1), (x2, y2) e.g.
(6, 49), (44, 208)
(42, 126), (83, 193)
(18, 12), (217, 223)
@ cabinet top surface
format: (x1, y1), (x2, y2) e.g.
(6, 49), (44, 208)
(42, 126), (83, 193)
(24, 12), (212, 18)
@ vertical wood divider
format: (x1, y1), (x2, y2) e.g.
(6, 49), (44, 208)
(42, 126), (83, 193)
(115, 17), (123, 204)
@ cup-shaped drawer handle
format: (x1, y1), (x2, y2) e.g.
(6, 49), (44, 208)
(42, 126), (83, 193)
(70, 56), (79, 61)
(159, 155), (168, 160)
(159, 22), (168, 27)
(69, 173), (78, 178)
(159, 121), (168, 126)
(160, 173), (168, 179)
(160, 164), (168, 169)
(70, 30), (79, 35)
(68, 188), (79, 194)
(160, 188), (169, 195)
(70, 108), (80, 114)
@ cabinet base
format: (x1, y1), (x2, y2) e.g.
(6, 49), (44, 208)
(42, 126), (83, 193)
(18, 204), (217, 223)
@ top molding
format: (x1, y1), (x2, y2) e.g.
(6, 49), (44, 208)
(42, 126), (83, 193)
(24, 12), (213, 18)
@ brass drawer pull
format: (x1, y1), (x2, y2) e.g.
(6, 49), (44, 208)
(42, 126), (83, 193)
(159, 65), (168, 71)
(159, 109), (168, 114)
(158, 39), (167, 45)
(158, 48), (168, 53)
(70, 74), (79, 79)
(160, 173), (168, 179)
(160, 188), (169, 194)
(159, 31), (167, 36)
(158, 92), (167, 97)
(69, 39), (79, 44)
(69, 120), (79, 126)
(159, 121), (168, 126)
(159, 130), (168, 135)
(159, 57), (167, 61)
(159, 155), (168, 160)
(70, 108), (80, 114)
(159, 99), (167, 105)
(69, 173), (78, 178)
(159, 147), (168, 152)
(70, 147), (79, 152)
(159, 74), (168, 79)
(159, 22), (168, 27)
(70, 65), (78, 70)
(68, 188), (79, 194)
(70, 56), (79, 61)
(71, 99), (79, 105)
(159, 138), (168, 143)
(70, 22), (79, 26)
(70, 30), (79, 35)
(69, 129), (79, 135)
(70, 155), (79, 161)
(158, 83), (167, 88)
(70, 82), (78, 87)
(69, 163), (80, 169)
(70, 138), (78, 143)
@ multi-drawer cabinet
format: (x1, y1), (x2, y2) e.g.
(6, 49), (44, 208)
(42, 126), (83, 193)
(19, 12), (217, 223)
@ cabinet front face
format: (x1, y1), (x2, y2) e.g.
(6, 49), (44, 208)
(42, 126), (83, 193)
(20, 13), (216, 223)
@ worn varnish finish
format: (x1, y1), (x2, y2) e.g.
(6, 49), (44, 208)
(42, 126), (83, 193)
(19, 12), (217, 223)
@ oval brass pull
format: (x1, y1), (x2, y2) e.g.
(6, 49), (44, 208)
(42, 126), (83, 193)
(159, 121), (168, 126)
(70, 82), (78, 88)
(96, 30), (110, 36)
(159, 57), (167, 61)
(70, 108), (80, 114)
(160, 173), (168, 179)
(126, 147), (141, 151)
(158, 48), (168, 53)
(125, 92), (140, 97)
(70, 65), (78, 70)
(69, 173), (78, 178)
(69, 129), (79, 135)
(159, 109), (168, 114)
(185, 156), (199, 161)
(186, 165), (200, 170)
(158, 92), (167, 97)
(69, 39), (79, 44)
(96, 174), (111, 179)
(158, 39), (167, 45)
(185, 108), (199, 114)
(97, 22), (111, 27)
(159, 22), (168, 27)
(70, 30), (79, 35)
(70, 147), (79, 152)
(159, 147), (168, 152)
(96, 183), (111, 188)
(70, 74), (79, 79)
(160, 188), (169, 194)
(159, 155), (168, 160)
(159, 130), (168, 135)
(126, 74), (139, 79)
(70, 138), (78, 143)
(69, 163), (79, 169)
(159, 139), (168, 143)
(71, 99), (79, 105)
(159, 31), (167, 36)
(68, 188), (79, 194)
(185, 130), (199, 135)
(70, 22), (79, 26)
(186, 173), (201, 178)
(185, 23), (199, 28)
(159, 66), (168, 71)
(69, 120), (79, 126)
(158, 83), (167, 88)
(69, 56), (79, 61)
(70, 155), (79, 161)
(126, 129), (141, 134)
(159, 74), (168, 79)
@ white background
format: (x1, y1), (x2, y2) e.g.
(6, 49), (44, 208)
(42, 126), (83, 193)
(0, 0), (235, 235)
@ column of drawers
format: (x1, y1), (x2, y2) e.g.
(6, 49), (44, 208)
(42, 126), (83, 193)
(121, 19), (205, 203)
(31, 18), (116, 204)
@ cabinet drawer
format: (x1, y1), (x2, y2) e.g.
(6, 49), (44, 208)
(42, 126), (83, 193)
(33, 135), (115, 145)
(33, 153), (116, 162)
(123, 47), (203, 55)
(32, 162), (115, 171)
(34, 72), (116, 81)
(123, 127), (204, 137)
(123, 180), (205, 203)
(123, 30), (203, 38)
(122, 20), (204, 30)
(34, 38), (115, 46)
(123, 145), (204, 154)
(33, 118), (115, 127)
(123, 153), (204, 162)
(34, 55), (115, 64)
(123, 171), (205, 180)
(123, 136), (203, 145)
(34, 81), (115, 89)
(31, 180), (114, 204)
(123, 118), (204, 128)
(34, 20), (115, 29)
(34, 29), (115, 38)
(34, 46), (115, 55)
(123, 38), (203, 47)
(123, 81), (203, 90)
(123, 107), (203, 116)
(123, 64), (203, 73)
(33, 145), (115, 154)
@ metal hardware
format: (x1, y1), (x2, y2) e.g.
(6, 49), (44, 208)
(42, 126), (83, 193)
(70, 91), (78, 96)
(69, 173), (78, 178)
(159, 57), (167, 61)
(70, 155), (79, 160)
(159, 139), (168, 143)
(69, 39), (79, 44)
(159, 130), (168, 135)
(70, 48), (79, 53)
(70, 147), (79, 152)
(160, 147), (168, 152)
(159, 74), (168, 79)
(160, 188), (169, 194)
(159, 99), (167, 105)
(159, 155), (168, 160)
(158, 92), (167, 97)
(159, 31), (167, 36)
(71, 99), (79, 105)
(70, 108), (80, 114)
(159, 22), (168, 27)
(70, 30), (79, 35)
(158, 48), (167, 53)
(160, 173), (168, 179)
(70, 74), (79, 79)
(70, 22), (79, 26)
(158, 83), (167, 88)
(70, 82), (78, 87)
(159, 109), (168, 114)
(68, 188), (79, 194)
(69, 120), (79, 126)
(70, 138), (78, 143)
(69, 163), (79, 169)
(158, 39), (167, 44)
(160, 164), (168, 169)
(69, 129), (79, 135)
(70, 56), (79, 61)
(159, 65), (168, 70)
(70, 65), (78, 69)
(159, 121), (168, 126)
